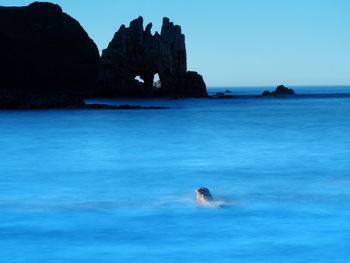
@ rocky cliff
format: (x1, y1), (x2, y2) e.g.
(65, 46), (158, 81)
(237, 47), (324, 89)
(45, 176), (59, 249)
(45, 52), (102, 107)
(98, 17), (208, 98)
(0, 2), (100, 102)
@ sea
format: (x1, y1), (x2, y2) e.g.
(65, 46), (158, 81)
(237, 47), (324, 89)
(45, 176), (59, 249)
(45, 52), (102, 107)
(1, 86), (350, 263)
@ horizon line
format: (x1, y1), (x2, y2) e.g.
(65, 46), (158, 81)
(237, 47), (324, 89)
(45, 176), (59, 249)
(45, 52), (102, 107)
(208, 84), (350, 88)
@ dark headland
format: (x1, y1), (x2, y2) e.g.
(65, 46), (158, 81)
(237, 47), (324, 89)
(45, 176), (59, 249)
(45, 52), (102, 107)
(0, 2), (207, 109)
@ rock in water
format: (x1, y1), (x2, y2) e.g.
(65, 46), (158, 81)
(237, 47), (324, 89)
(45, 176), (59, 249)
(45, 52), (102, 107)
(195, 187), (214, 205)
(275, 85), (295, 95)
(262, 85), (295, 96)
(185, 72), (207, 98)
(98, 17), (208, 98)
(262, 90), (271, 96)
(0, 2), (100, 108)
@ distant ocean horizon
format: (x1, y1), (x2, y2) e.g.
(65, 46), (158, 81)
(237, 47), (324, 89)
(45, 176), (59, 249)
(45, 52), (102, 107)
(208, 85), (350, 95)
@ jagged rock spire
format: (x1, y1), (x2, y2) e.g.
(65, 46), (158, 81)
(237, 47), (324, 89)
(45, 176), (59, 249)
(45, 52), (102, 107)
(98, 16), (207, 97)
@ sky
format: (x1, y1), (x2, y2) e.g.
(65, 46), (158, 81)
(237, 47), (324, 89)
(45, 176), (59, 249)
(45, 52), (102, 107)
(1, 0), (349, 86)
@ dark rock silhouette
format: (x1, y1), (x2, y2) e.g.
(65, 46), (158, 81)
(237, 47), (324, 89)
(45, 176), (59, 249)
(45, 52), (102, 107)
(262, 90), (272, 96)
(98, 16), (208, 98)
(0, 94), (86, 110)
(0, 3), (207, 108)
(185, 71), (207, 97)
(0, 2), (100, 107)
(0, 94), (168, 110)
(262, 85), (295, 96)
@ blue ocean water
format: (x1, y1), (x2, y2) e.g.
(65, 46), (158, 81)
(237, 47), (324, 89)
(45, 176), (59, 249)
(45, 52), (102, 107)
(1, 86), (350, 263)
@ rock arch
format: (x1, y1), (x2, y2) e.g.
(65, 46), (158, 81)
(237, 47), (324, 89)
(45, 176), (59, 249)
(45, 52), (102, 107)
(98, 17), (207, 98)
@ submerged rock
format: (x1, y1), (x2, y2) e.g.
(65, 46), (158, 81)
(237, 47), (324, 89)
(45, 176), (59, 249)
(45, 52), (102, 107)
(262, 85), (295, 96)
(98, 17), (208, 98)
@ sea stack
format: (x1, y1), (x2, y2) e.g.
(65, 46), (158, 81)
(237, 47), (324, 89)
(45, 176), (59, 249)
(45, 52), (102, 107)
(98, 17), (208, 98)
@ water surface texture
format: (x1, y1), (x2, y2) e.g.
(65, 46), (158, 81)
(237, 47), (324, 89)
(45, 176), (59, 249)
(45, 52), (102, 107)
(1, 86), (350, 262)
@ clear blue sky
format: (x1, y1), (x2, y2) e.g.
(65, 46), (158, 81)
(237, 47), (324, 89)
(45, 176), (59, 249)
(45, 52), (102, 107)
(1, 0), (349, 86)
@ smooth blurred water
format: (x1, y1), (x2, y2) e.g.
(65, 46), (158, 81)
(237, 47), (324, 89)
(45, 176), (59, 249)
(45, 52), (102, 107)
(1, 86), (350, 263)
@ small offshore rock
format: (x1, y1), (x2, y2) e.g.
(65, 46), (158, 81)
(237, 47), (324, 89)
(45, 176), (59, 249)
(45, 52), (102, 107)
(262, 85), (295, 96)
(225, 90), (232, 93)
(275, 85), (295, 95)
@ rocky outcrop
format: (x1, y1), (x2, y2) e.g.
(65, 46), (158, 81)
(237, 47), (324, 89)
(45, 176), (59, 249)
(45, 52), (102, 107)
(0, 2), (100, 105)
(0, 3), (208, 108)
(98, 17), (208, 98)
(184, 71), (207, 97)
(262, 85), (295, 96)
